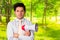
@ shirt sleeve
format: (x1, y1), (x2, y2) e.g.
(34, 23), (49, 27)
(7, 22), (13, 40)
(26, 20), (34, 39)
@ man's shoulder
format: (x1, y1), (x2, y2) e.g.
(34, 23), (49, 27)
(24, 18), (32, 25)
(7, 19), (16, 25)
(24, 18), (31, 23)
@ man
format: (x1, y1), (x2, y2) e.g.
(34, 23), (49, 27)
(7, 3), (34, 40)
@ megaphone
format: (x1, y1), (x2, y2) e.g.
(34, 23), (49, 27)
(21, 23), (38, 32)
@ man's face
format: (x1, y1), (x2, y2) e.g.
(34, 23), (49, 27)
(14, 7), (25, 19)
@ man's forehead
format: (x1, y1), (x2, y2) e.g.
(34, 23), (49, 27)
(16, 7), (24, 10)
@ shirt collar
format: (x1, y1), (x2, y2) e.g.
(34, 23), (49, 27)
(15, 18), (25, 22)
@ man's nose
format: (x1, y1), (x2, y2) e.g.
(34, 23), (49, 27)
(19, 12), (22, 15)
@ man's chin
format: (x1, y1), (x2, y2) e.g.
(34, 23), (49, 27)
(18, 17), (23, 19)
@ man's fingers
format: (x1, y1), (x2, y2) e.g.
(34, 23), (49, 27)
(13, 33), (19, 38)
(24, 30), (31, 36)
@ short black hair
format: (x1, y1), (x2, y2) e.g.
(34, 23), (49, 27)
(14, 3), (26, 12)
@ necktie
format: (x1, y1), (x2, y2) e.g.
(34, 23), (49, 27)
(18, 20), (24, 36)
(14, 20), (22, 40)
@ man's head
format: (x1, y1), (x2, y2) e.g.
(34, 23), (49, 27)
(14, 3), (26, 19)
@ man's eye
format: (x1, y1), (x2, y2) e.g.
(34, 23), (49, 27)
(17, 10), (19, 12)
(21, 10), (24, 12)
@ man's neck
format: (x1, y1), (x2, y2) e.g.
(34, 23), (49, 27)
(17, 18), (23, 20)
(16, 17), (25, 21)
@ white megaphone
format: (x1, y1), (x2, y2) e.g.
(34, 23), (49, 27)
(21, 23), (38, 32)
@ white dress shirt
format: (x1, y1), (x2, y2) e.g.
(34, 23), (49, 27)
(7, 18), (34, 40)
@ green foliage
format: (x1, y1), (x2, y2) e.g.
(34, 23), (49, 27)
(0, 0), (60, 40)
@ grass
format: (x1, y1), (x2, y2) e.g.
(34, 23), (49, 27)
(0, 23), (7, 40)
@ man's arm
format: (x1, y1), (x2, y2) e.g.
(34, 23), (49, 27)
(25, 20), (34, 37)
(27, 20), (34, 38)
(7, 22), (13, 40)
(13, 31), (31, 38)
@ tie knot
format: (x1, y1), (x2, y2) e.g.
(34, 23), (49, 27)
(19, 20), (22, 26)
(19, 20), (22, 23)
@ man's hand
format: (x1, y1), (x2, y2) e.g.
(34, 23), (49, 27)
(24, 30), (31, 36)
(13, 33), (19, 38)
(13, 31), (31, 38)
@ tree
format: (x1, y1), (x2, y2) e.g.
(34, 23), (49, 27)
(4, 0), (12, 24)
(0, 0), (3, 22)
(42, 0), (48, 27)
(30, 1), (32, 22)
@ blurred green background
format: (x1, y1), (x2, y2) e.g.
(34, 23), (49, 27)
(0, 0), (60, 40)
